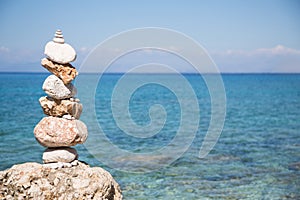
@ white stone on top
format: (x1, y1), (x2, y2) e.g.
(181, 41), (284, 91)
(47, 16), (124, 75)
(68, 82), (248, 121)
(44, 29), (76, 64)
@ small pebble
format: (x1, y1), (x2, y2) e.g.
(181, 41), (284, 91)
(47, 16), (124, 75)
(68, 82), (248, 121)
(74, 98), (80, 102)
(62, 114), (74, 120)
(71, 160), (79, 166)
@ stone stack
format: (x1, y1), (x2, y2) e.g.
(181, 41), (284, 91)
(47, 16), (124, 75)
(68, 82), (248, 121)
(34, 30), (88, 166)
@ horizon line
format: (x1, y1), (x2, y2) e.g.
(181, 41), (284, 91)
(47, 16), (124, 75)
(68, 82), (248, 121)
(1, 71), (300, 75)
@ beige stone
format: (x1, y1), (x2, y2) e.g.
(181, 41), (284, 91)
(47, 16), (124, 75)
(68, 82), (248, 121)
(0, 161), (122, 199)
(34, 116), (88, 147)
(41, 58), (78, 84)
(39, 96), (82, 119)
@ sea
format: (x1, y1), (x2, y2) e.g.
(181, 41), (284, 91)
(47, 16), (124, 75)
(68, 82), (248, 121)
(0, 73), (299, 199)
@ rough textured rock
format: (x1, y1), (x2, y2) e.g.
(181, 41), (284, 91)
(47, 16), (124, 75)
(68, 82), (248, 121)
(42, 75), (77, 99)
(39, 96), (82, 119)
(43, 147), (78, 163)
(0, 161), (122, 200)
(44, 30), (77, 64)
(34, 116), (88, 147)
(41, 58), (78, 84)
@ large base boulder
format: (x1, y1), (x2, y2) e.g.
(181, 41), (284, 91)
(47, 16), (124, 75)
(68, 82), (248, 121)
(0, 161), (122, 200)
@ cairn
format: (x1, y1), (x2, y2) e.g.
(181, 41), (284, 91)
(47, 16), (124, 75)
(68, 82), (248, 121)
(34, 30), (88, 168)
(0, 30), (122, 199)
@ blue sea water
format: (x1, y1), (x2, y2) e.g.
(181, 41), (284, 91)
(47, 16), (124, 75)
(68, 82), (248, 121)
(0, 73), (299, 199)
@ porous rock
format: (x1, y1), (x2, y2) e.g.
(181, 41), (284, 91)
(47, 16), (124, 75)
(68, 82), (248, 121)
(39, 96), (82, 119)
(41, 58), (78, 84)
(43, 147), (78, 163)
(0, 161), (122, 199)
(42, 75), (77, 99)
(34, 116), (88, 147)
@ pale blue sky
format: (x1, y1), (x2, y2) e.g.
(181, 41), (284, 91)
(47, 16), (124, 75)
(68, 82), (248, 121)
(0, 0), (299, 72)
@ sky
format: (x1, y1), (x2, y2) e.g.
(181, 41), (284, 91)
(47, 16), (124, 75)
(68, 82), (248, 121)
(0, 0), (299, 73)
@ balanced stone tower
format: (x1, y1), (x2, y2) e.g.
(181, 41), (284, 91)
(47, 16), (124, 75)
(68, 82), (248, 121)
(34, 30), (88, 167)
(0, 30), (122, 199)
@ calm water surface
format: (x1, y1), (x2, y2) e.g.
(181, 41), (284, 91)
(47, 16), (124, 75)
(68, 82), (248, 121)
(0, 73), (299, 199)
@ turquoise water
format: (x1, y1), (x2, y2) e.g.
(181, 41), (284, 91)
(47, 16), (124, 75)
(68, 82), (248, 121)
(0, 73), (299, 199)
